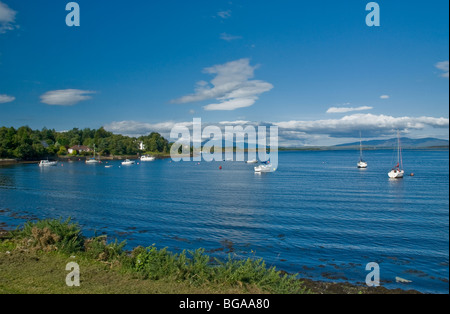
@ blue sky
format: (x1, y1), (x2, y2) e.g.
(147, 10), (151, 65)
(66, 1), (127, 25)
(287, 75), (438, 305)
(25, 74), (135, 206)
(0, 0), (448, 146)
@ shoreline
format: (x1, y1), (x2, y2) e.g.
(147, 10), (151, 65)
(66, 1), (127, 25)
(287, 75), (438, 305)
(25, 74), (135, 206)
(0, 155), (172, 166)
(1, 147), (448, 167)
(0, 220), (422, 294)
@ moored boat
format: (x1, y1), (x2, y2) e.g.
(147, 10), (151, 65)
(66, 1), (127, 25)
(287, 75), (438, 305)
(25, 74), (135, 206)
(254, 164), (276, 173)
(140, 155), (155, 161)
(86, 144), (100, 164)
(388, 131), (405, 179)
(357, 132), (368, 168)
(121, 159), (135, 165)
(86, 158), (100, 164)
(357, 160), (368, 168)
(39, 160), (58, 167)
(388, 168), (405, 179)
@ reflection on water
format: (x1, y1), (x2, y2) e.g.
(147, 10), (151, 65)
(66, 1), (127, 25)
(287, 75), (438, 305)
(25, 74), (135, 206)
(388, 176), (405, 190)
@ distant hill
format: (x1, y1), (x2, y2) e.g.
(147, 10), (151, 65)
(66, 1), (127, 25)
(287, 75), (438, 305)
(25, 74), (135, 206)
(335, 137), (449, 148)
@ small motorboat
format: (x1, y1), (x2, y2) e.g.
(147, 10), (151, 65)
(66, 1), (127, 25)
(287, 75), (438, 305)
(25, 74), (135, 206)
(39, 160), (58, 167)
(140, 155), (155, 162)
(121, 159), (135, 165)
(246, 159), (258, 164)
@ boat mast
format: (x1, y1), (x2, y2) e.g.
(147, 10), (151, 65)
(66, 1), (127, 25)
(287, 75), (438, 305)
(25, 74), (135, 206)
(359, 131), (363, 161)
(394, 130), (402, 170)
(398, 131), (403, 170)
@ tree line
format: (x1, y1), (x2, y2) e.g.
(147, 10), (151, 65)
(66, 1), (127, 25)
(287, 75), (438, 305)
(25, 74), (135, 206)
(0, 126), (171, 160)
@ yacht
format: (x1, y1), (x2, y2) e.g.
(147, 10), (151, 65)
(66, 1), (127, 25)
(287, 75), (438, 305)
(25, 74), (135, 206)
(121, 159), (135, 165)
(254, 164), (276, 173)
(357, 132), (368, 168)
(86, 144), (100, 164)
(86, 158), (100, 164)
(39, 160), (58, 167)
(388, 131), (405, 179)
(140, 155), (155, 162)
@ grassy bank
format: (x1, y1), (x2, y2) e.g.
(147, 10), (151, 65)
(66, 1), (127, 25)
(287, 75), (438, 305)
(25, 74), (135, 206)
(0, 219), (420, 294)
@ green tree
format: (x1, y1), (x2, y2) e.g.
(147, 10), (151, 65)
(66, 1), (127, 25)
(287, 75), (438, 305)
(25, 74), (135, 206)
(0, 125), (171, 159)
(32, 143), (47, 158)
(14, 143), (33, 159)
(57, 146), (68, 156)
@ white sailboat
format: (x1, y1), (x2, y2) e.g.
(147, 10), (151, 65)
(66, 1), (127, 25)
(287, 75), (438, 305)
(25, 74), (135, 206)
(357, 132), (368, 168)
(86, 144), (100, 164)
(254, 163), (276, 173)
(388, 131), (405, 179)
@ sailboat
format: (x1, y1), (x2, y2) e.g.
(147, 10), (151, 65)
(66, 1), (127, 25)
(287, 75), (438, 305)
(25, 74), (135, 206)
(254, 163), (276, 173)
(388, 131), (405, 179)
(357, 132), (368, 168)
(86, 144), (100, 164)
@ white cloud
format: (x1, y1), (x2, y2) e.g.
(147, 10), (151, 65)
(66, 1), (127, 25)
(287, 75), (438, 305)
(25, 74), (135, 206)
(0, 1), (17, 33)
(217, 10), (231, 19)
(219, 120), (251, 125)
(220, 33), (242, 42)
(104, 120), (187, 137)
(0, 93), (15, 103)
(104, 114), (449, 146)
(380, 95), (390, 99)
(172, 58), (273, 111)
(326, 106), (373, 114)
(204, 98), (256, 111)
(435, 61), (449, 78)
(275, 113), (449, 138)
(40, 89), (96, 106)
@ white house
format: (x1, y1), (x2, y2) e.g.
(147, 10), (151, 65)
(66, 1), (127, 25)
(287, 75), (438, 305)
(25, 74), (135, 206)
(68, 145), (92, 154)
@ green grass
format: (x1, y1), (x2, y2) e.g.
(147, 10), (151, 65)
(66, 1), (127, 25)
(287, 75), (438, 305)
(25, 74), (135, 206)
(0, 250), (251, 294)
(0, 219), (309, 294)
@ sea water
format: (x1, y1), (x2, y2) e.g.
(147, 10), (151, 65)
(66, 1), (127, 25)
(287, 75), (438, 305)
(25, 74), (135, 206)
(0, 150), (448, 293)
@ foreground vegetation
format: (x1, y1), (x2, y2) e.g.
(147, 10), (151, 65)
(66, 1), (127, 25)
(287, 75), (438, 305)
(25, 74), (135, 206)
(0, 219), (421, 294)
(0, 219), (309, 294)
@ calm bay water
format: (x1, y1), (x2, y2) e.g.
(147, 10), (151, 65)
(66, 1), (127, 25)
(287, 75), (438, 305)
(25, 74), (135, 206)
(1, 150), (448, 293)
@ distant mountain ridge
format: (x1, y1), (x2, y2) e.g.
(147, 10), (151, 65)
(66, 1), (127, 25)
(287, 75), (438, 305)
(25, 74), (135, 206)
(335, 137), (449, 148)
